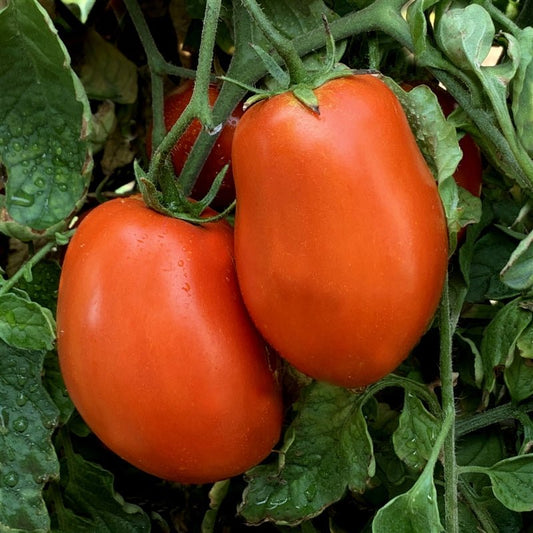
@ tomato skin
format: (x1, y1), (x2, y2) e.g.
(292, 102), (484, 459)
(232, 75), (449, 388)
(148, 81), (244, 208)
(57, 196), (282, 483)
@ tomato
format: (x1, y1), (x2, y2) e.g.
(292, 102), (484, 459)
(57, 196), (283, 483)
(147, 81), (244, 208)
(232, 75), (449, 388)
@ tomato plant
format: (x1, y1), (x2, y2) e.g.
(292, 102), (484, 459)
(403, 81), (483, 198)
(1, 1), (533, 532)
(232, 75), (449, 388)
(147, 81), (243, 208)
(56, 195), (283, 484)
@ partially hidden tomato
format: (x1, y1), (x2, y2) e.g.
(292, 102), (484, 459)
(147, 81), (244, 208)
(57, 196), (283, 483)
(232, 74), (449, 389)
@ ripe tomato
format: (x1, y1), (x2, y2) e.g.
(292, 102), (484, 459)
(57, 196), (283, 483)
(232, 75), (449, 388)
(147, 81), (243, 208)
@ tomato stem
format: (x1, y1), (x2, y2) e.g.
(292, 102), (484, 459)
(0, 239), (58, 297)
(438, 275), (459, 533)
(239, 0), (309, 86)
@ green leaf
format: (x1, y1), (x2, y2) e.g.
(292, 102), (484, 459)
(480, 298), (532, 393)
(201, 480), (231, 533)
(435, 5), (494, 70)
(0, 292), (56, 351)
(517, 323), (533, 359)
(504, 348), (533, 402)
(43, 350), (74, 425)
(371, 463), (443, 532)
(486, 454), (533, 512)
(15, 259), (61, 311)
(239, 382), (374, 525)
(60, 0), (97, 23)
(512, 27), (533, 156)
(0, 340), (59, 532)
(500, 229), (533, 291)
(52, 443), (151, 532)
(387, 80), (480, 245)
(0, 0), (91, 231)
(467, 231), (521, 302)
(392, 392), (440, 471)
(79, 29), (138, 104)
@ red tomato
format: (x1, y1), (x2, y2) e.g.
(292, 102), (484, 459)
(57, 196), (283, 483)
(232, 75), (449, 388)
(147, 81), (244, 208)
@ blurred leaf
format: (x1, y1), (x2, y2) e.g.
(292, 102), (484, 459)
(0, 291), (56, 351)
(0, 340), (59, 532)
(239, 382), (374, 525)
(392, 392), (440, 471)
(0, 0), (91, 231)
(79, 29), (138, 104)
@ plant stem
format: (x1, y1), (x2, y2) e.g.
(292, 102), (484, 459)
(458, 480), (500, 533)
(358, 373), (442, 418)
(0, 240), (57, 297)
(122, 0), (193, 151)
(455, 400), (533, 438)
(144, 0), (222, 208)
(439, 275), (459, 533)
(239, 0), (309, 85)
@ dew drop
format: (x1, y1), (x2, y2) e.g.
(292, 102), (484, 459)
(178, 259), (184, 267)
(3, 472), (19, 488)
(182, 282), (191, 293)
(13, 416), (28, 432)
(34, 177), (45, 188)
(57, 183), (68, 192)
(42, 416), (58, 429)
(16, 393), (27, 407)
(10, 191), (35, 207)
(12, 142), (22, 152)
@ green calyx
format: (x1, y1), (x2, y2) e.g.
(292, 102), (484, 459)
(224, 11), (357, 114)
